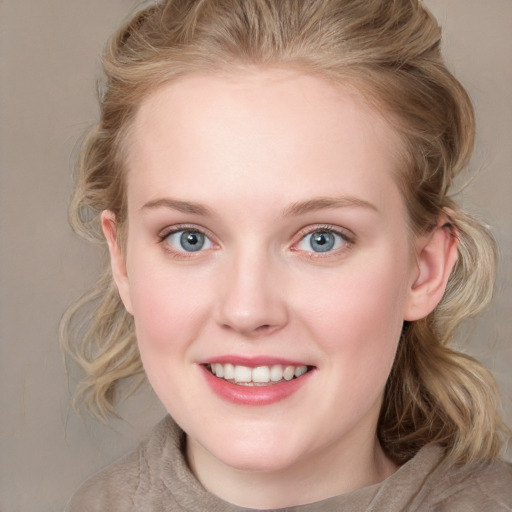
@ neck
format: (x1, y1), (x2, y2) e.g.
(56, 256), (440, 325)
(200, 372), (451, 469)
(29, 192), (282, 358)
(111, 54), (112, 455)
(186, 430), (397, 509)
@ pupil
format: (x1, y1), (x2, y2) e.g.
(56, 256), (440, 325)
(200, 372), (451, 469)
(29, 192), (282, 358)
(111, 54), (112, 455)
(180, 231), (204, 252)
(311, 231), (334, 252)
(315, 233), (328, 245)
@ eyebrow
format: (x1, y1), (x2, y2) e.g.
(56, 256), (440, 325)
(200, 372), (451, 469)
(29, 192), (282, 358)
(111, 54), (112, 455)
(141, 198), (212, 216)
(282, 196), (378, 217)
(141, 195), (378, 217)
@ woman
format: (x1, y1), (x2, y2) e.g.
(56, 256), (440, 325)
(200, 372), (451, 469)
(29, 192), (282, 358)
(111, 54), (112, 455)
(62, 0), (512, 510)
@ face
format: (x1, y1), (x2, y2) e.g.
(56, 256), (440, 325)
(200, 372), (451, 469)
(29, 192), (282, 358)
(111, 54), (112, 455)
(110, 70), (422, 482)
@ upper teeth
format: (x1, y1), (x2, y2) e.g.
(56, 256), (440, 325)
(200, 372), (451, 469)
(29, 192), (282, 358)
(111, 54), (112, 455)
(210, 363), (308, 384)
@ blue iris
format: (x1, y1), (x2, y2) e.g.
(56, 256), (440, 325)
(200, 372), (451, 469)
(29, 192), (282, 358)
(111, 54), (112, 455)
(179, 231), (205, 252)
(309, 231), (336, 252)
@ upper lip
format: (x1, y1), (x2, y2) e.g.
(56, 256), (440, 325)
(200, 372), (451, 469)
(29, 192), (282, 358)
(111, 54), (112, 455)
(198, 355), (312, 367)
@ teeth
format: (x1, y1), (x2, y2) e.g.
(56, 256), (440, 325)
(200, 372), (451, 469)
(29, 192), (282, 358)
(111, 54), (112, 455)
(283, 366), (295, 381)
(223, 363), (235, 380)
(214, 363), (224, 378)
(295, 366), (308, 378)
(270, 365), (283, 382)
(252, 366), (270, 383)
(234, 365), (252, 383)
(210, 363), (309, 385)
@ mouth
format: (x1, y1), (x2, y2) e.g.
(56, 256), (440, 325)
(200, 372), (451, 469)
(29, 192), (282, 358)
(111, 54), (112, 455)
(206, 363), (312, 386)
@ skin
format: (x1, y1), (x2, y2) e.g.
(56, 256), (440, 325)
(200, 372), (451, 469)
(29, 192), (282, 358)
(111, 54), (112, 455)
(103, 69), (458, 509)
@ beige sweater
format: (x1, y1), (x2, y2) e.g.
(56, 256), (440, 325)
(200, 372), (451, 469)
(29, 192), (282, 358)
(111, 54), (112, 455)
(67, 416), (512, 511)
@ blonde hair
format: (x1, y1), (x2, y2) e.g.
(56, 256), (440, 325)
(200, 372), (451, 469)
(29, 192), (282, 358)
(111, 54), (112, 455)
(61, 0), (509, 464)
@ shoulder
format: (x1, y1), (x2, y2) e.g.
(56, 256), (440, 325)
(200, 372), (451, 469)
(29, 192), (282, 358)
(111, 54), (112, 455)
(424, 456), (512, 511)
(375, 445), (512, 512)
(65, 416), (178, 512)
(65, 447), (142, 512)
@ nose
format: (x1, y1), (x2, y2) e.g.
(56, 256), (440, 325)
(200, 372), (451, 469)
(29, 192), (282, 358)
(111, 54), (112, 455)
(215, 247), (289, 338)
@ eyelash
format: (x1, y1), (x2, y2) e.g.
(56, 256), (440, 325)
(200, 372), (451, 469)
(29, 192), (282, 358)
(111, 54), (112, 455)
(157, 224), (355, 258)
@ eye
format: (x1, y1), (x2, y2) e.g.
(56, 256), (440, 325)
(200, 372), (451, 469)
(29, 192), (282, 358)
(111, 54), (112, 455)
(296, 229), (347, 253)
(164, 230), (214, 253)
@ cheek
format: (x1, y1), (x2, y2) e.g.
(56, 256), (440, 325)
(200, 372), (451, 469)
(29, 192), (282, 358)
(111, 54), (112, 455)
(301, 259), (409, 340)
(293, 253), (411, 390)
(124, 254), (229, 402)
(126, 261), (211, 355)
(126, 267), (209, 407)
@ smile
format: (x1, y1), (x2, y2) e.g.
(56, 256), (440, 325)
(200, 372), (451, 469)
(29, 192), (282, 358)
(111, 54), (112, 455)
(207, 363), (309, 386)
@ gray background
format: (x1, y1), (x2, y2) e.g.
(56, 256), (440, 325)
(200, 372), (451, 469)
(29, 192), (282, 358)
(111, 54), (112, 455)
(1, 1), (511, 511)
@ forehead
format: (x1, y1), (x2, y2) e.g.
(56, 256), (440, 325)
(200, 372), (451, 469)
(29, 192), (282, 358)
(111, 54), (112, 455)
(125, 69), (405, 213)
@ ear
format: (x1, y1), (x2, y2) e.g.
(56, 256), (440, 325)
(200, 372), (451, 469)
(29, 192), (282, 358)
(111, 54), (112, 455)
(101, 210), (133, 315)
(404, 214), (459, 321)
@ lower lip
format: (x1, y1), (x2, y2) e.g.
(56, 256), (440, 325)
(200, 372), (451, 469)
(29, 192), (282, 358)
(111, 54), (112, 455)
(200, 366), (313, 406)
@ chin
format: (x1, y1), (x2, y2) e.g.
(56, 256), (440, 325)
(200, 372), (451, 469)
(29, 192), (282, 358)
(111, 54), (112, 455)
(196, 427), (306, 473)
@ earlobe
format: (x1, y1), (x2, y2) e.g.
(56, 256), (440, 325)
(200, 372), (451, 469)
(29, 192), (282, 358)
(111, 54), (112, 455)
(101, 210), (133, 315)
(404, 215), (459, 321)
